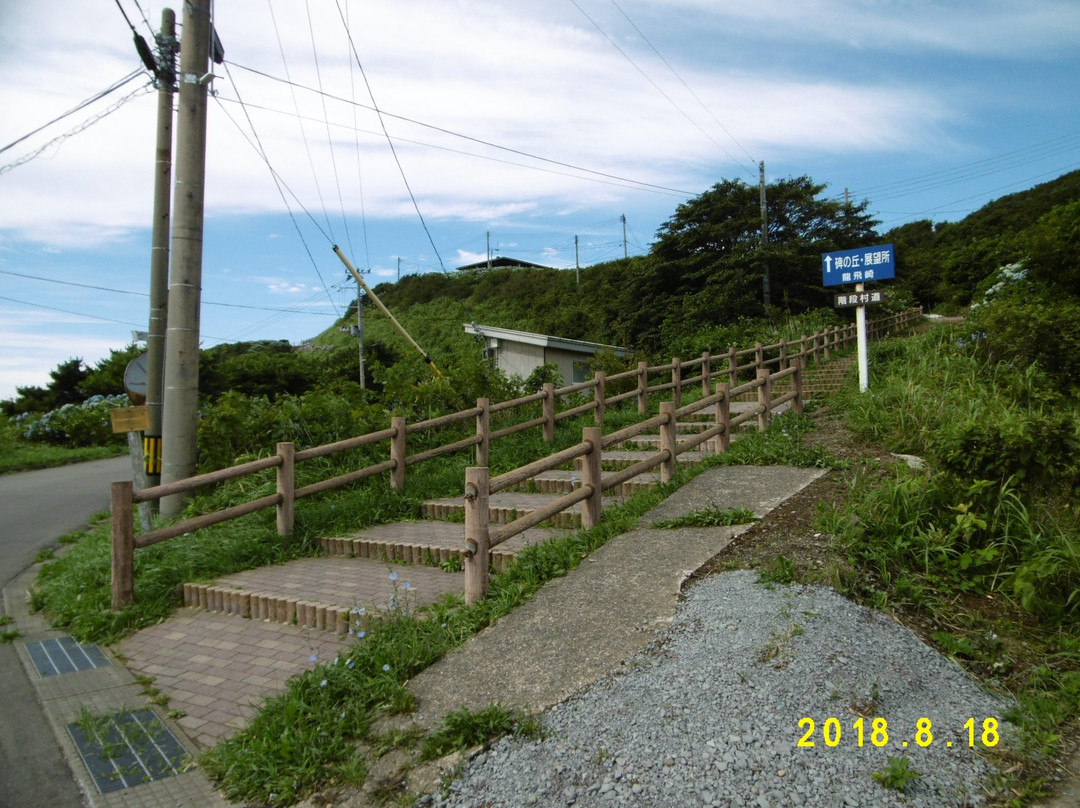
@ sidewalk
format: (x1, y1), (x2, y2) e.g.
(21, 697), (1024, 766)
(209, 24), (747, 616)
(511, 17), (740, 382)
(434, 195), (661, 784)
(2, 464), (826, 807)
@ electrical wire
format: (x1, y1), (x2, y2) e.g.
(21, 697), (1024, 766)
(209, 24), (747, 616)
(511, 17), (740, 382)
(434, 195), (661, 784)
(226, 62), (696, 197)
(609, 0), (756, 167)
(333, 0), (447, 273)
(0, 268), (339, 314)
(304, 0), (353, 256)
(569, 0), (754, 178)
(266, 0), (337, 243)
(217, 63), (341, 322)
(0, 70), (145, 157)
(0, 83), (153, 176)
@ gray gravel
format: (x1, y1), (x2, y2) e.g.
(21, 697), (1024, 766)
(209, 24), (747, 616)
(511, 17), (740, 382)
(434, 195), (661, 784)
(428, 570), (1010, 808)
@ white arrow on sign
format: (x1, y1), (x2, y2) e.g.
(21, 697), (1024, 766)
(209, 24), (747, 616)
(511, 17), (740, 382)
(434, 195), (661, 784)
(824, 255), (833, 274)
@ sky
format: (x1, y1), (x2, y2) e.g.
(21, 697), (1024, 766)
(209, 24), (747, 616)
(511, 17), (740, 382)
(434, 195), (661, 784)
(1, 0), (1079, 401)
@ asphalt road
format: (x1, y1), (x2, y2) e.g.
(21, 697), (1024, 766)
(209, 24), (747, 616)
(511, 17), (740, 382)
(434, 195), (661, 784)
(0, 455), (131, 808)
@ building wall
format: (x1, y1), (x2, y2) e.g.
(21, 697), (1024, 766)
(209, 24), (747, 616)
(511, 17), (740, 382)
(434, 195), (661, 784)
(494, 340), (546, 381)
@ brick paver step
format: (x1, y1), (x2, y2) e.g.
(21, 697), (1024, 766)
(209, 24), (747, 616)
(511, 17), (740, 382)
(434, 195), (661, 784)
(527, 469), (659, 496)
(181, 556), (463, 634)
(423, 492), (589, 528)
(588, 449), (710, 471)
(320, 520), (557, 572)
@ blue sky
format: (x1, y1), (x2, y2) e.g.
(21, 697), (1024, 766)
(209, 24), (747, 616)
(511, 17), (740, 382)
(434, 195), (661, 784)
(1, 0), (1079, 400)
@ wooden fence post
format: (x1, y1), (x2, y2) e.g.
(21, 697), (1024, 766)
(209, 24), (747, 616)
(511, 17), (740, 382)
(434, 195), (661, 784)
(111, 481), (135, 609)
(637, 361), (649, 414)
(581, 427), (603, 529)
(276, 442), (294, 536)
(390, 416), (406, 490)
(542, 383), (555, 441)
(715, 382), (731, 453)
(476, 398), (490, 467)
(701, 350), (711, 397)
(727, 347), (737, 386)
(756, 369), (771, 431)
(593, 371), (605, 425)
(779, 339), (788, 370)
(463, 467), (490, 605)
(659, 401), (676, 483)
(823, 327), (832, 361)
(792, 365), (804, 415)
(755, 341), (764, 372)
(672, 357), (682, 410)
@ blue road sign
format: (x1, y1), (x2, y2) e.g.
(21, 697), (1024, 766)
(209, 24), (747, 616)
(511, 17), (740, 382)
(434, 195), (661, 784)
(822, 243), (895, 287)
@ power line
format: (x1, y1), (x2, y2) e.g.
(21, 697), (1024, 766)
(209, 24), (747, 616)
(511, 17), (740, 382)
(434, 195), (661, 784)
(569, 0), (755, 179)
(0, 83), (153, 176)
(0, 70), (145, 157)
(0, 268), (338, 314)
(333, 0), (447, 273)
(216, 64), (341, 319)
(226, 61), (695, 197)
(267, 0), (337, 243)
(609, 0), (756, 167)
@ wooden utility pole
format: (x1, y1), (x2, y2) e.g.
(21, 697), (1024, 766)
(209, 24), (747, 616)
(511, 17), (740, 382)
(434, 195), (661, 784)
(144, 8), (177, 505)
(759, 161), (770, 310)
(575, 235), (580, 286)
(621, 213), (628, 259)
(355, 281), (366, 388)
(160, 0), (212, 517)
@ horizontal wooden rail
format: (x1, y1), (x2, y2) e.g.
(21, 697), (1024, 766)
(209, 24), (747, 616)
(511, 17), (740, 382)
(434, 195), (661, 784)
(490, 441), (591, 494)
(111, 308), (921, 608)
(489, 484), (595, 548)
(132, 455), (282, 505)
(135, 493), (283, 549)
(295, 459), (398, 500)
(490, 389), (546, 414)
(294, 426), (397, 462)
(598, 450), (671, 493)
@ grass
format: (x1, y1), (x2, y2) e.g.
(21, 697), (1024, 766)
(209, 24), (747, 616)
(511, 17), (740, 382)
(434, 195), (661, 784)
(819, 327), (1080, 805)
(872, 756), (921, 792)
(652, 505), (757, 529)
(199, 468), (702, 805)
(0, 441), (125, 475)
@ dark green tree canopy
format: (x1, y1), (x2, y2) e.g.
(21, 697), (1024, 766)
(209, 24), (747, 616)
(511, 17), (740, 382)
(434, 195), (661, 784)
(619, 175), (878, 350)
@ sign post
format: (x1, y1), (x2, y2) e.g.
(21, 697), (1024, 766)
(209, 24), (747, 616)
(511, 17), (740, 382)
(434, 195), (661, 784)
(822, 243), (894, 392)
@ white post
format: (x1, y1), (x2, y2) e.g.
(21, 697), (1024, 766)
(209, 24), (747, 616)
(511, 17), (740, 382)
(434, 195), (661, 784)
(855, 282), (869, 392)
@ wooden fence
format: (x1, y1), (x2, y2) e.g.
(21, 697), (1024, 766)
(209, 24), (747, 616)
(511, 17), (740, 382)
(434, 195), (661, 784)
(110, 308), (922, 607)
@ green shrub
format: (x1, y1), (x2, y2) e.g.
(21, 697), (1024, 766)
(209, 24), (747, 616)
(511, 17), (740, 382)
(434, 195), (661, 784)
(15, 395), (129, 447)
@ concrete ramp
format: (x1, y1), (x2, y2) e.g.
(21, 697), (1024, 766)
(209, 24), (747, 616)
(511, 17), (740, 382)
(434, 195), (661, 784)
(401, 465), (827, 727)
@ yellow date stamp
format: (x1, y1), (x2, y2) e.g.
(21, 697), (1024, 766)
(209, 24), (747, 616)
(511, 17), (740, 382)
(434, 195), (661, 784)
(797, 717), (999, 749)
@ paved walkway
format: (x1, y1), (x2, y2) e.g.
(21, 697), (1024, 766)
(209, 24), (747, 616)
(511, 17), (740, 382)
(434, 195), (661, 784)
(3, 458), (826, 806)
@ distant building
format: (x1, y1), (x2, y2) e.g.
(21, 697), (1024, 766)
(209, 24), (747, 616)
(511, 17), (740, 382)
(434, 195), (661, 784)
(463, 324), (628, 385)
(455, 256), (553, 272)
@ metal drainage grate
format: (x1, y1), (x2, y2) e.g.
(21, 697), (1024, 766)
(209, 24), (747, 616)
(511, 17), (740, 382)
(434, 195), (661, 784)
(25, 637), (110, 677)
(67, 709), (189, 794)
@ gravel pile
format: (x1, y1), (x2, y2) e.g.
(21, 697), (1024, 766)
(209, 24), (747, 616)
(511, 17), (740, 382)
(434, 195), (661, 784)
(427, 570), (1009, 808)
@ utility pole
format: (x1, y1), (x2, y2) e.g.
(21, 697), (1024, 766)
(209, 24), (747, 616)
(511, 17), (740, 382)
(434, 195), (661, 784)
(355, 280), (366, 388)
(144, 8), (177, 507)
(620, 213), (628, 259)
(575, 235), (580, 286)
(486, 231), (492, 271)
(759, 161), (770, 310)
(397, 256), (401, 283)
(160, 0), (212, 518)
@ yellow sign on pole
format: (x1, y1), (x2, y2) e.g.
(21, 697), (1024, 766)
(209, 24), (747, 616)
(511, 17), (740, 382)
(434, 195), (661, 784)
(110, 406), (151, 434)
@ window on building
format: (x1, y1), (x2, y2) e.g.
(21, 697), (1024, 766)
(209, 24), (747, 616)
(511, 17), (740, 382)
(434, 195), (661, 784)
(572, 361), (590, 384)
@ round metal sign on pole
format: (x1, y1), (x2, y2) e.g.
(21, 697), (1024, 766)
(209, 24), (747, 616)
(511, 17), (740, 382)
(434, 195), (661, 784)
(124, 353), (149, 405)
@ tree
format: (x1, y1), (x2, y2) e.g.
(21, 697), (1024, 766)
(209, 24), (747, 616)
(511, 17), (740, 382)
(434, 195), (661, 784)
(618, 176), (877, 350)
